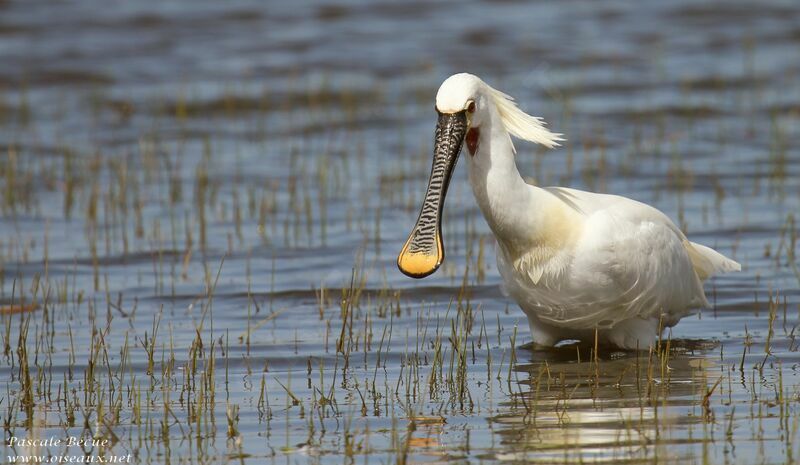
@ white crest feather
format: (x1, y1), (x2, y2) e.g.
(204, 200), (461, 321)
(485, 85), (564, 151)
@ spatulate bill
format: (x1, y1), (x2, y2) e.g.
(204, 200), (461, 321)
(398, 111), (467, 278)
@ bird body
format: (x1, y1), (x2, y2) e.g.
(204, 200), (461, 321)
(398, 73), (740, 349)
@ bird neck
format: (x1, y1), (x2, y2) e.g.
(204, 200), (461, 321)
(467, 115), (544, 247)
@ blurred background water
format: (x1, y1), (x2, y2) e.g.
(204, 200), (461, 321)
(1, 0), (799, 463)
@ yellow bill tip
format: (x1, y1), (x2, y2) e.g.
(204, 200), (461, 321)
(397, 233), (443, 279)
(397, 251), (441, 278)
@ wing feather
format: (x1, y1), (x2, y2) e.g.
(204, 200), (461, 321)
(500, 186), (733, 330)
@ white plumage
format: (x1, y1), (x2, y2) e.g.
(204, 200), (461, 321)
(437, 73), (741, 349)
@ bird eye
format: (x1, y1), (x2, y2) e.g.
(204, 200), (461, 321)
(466, 101), (476, 113)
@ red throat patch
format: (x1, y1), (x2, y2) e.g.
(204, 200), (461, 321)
(466, 128), (480, 156)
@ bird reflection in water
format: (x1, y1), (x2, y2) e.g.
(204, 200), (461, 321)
(489, 340), (719, 463)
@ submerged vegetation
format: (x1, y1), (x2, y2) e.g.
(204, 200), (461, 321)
(1, 0), (799, 464)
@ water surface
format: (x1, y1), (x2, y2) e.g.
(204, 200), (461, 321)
(1, 0), (799, 463)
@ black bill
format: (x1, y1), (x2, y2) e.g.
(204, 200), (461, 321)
(398, 110), (468, 278)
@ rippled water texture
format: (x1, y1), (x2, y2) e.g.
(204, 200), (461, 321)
(1, 0), (799, 463)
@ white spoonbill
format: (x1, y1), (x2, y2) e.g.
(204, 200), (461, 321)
(397, 73), (740, 350)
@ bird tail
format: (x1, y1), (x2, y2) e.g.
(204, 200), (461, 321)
(684, 240), (741, 281)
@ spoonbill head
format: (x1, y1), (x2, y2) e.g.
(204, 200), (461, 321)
(397, 73), (561, 278)
(398, 73), (740, 349)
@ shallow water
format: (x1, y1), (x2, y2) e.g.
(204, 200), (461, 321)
(1, 0), (799, 463)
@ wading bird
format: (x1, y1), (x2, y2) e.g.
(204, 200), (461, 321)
(397, 73), (740, 350)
